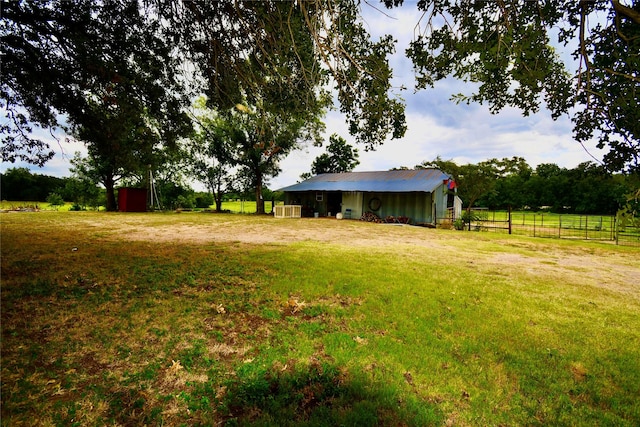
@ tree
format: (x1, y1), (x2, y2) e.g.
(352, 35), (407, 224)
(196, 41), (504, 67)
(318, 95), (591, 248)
(310, 134), (360, 175)
(481, 158), (533, 209)
(178, 1), (332, 215)
(163, 1), (406, 151)
(566, 162), (622, 214)
(71, 97), (161, 211)
(420, 156), (528, 210)
(233, 101), (325, 214)
(617, 188), (640, 232)
(63, 177), (101, 211)
(3, 1), (409, 160)
(404, 0), (640, 173)
(187, 98), (238, 212)
(1, 167), (36, 201)
(2, 0), (191, 196)
(419, 157), (498, 210)
(64, 152), (103, 210)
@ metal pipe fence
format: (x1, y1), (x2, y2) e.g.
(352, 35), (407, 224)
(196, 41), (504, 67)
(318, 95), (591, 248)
(440, 210), (640, 247)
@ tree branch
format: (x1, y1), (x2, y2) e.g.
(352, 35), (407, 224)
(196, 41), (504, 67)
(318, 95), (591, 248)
(610, 0), (640, 25)
(604, 67), (640, 83)
(578, 1), (592, 106)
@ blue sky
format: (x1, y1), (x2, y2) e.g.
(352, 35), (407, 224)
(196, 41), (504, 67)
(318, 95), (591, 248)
(1, 3), (604, 192)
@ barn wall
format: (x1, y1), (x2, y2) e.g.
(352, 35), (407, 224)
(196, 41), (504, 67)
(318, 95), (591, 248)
(360, 192), (433, 223)
(341, 191), (363, 218)
(285, 188), (445, 224)
(433, 184), (448, 220)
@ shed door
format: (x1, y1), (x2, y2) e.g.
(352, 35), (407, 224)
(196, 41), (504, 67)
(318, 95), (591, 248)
(327, 192), (341, 217)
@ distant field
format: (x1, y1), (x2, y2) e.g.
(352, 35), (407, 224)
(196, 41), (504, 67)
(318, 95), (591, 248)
(0, 200), (76, 211)
(219, 200), (281, 213)
(0, 200), (278, 213)
(2, 211), (639, 425)
(465, 209), (639, 246)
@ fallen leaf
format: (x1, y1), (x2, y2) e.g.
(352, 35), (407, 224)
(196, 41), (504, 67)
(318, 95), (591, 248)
(403, 371), (414, 385)
(353, 336), (368, 345)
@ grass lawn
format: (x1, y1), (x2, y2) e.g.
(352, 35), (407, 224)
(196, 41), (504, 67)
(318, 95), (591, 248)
(1, 211), (639, 426)
(0, 201), (79, 212)
(0, 200), (272, 213)
(220, 200), (279, 214)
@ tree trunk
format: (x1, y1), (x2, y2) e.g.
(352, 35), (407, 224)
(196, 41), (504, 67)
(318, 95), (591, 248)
(255, 171), (264, 214)
(104, 175), (117, 211)
(211, 183), (223, 212)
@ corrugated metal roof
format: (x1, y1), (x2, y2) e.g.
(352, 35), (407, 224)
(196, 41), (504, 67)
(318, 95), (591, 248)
(277, 169), (451, 193)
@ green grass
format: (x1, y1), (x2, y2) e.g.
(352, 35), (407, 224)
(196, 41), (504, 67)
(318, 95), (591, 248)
(465, 210), (640, 245)
(1, 200), (278, 213)
(0, 200), (79, 211)
(469, 209), (616, 226)
(219, 200), (280, 214)
(1, 211), (639, 426)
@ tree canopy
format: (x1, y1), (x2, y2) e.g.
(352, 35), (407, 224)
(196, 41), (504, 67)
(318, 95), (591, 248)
(159, 1), (406, 150)
(1, 0), (192, 210)
(404, 0), (640, 173)
(309, 134), (360, 176)
(419, 156), (636, 215)
(2, 0), (638, 192)
(2, 0), (406, 172)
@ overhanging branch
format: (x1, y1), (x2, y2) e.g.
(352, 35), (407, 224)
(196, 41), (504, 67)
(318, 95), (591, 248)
(611, 0), (640, 25)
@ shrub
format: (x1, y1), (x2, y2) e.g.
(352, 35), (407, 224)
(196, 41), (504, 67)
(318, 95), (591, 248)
(46, 193), (65, 209)
(195, 193), (214, 209)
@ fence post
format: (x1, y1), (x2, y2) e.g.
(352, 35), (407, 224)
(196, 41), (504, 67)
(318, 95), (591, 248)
(585, 216), (588, 240)
(600, 216), (603, 238)
(508, 205), (512, 235)
(611, 216), (615, 242)
(559, 215), (562, 239)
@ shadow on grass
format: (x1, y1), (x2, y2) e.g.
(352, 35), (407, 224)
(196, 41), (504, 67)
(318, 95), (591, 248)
(218, 358), (442, 426)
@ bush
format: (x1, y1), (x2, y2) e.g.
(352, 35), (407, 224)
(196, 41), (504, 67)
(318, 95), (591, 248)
(175, 195), (195, 209)
(46, 193), (65, 208)
(195, 193), (214, 209)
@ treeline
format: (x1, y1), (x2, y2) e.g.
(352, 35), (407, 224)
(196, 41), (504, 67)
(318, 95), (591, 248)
(1, 167), (67, 201)
(1, 167), (105, 209)
(420, 158), (639, 215)
(0, 167), (280, 210)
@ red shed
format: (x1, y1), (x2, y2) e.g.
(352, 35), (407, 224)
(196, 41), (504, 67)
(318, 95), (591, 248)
(118, 188), (147, 212)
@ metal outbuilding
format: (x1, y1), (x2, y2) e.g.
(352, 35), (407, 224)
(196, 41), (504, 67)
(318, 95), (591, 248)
(277, 169), (461, 225)
(117, 187), (147, 212)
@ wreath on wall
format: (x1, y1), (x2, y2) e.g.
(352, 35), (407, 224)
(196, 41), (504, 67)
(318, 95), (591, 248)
(368, 197), (381, 211)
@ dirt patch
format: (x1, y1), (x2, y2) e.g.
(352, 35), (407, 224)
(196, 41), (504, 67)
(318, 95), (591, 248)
(490, 250), (640, 298)
(87, 215), (451, 248)
(72, 213), (639, 297)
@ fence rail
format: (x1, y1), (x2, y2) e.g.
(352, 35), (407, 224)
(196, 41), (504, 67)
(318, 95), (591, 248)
(442, 210), (640, 247)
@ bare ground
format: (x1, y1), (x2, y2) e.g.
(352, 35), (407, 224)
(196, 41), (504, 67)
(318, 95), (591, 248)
(8, 211), (632, 300)
(60, 213), (639, 299)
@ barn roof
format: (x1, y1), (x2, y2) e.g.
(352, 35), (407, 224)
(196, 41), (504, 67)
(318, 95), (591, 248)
(277, 169), (451, 193)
